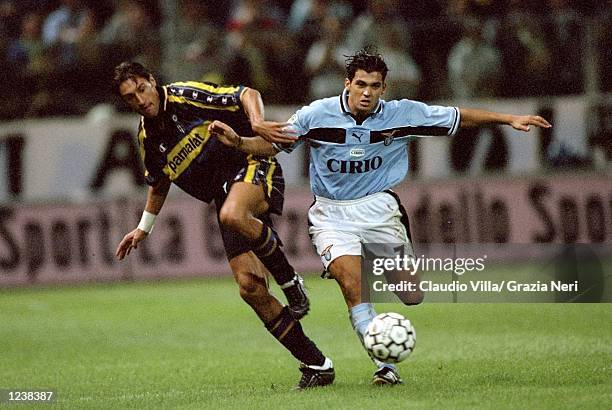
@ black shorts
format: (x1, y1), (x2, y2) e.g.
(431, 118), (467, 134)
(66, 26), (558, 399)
(214, 156), (285, 260)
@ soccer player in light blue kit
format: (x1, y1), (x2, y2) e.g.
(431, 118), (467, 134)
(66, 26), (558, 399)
(209, 49), (552, 385)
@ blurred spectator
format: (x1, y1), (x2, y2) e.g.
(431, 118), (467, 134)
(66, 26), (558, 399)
(162, 0), (221, 82)
(226, 0), (285, 31)
(304, 13), (349, 99)
(288, 0), (353, 50)
(597, 0), (612, 92)
(447, 16), (501, 100)
(260, 27), (306, 103)
(345, 0), (407, 53)
(6, 12), (45, 74)
(41, 0), (92, 67)
(0, 1), (19, 95)
(3, 12), (46, 118)
(588, 104), (612, 166)
(495, 0), (552, 97)
(542, 0), (584, 95)
(224, 0), (295, 101)
(446, 0), (500, 44)
(0, 1), (19, 44)
(98, 0), (162, 74)
(0, 0), (609, 119)
(409, 0), (461, 100)
(223, 20), (270, 93)
(378, 25), (421, 100)
(22, 1), (105, 116)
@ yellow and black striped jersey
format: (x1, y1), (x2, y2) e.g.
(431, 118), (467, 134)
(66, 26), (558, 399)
(137, 81), (257, 202)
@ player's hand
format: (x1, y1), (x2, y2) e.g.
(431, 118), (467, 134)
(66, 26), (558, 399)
(251, 120), (298, 144)
(510, 115), (552, 132)
(208, 120), (241, 147)
(116, 228), (148, 260)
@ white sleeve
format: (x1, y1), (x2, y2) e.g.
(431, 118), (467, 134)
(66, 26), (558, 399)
(398, 100), (461, 137)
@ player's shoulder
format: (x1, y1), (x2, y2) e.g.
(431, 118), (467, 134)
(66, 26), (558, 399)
(296, 95), (340, 119)
(382, 98), (429, 112)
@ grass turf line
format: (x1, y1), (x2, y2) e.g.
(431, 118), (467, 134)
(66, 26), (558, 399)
(0, 276), (610, 409)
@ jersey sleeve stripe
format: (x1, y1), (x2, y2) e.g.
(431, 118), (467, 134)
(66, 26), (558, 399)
(171, 81), (240, 95)
(303, 128), (346, 143)
(449, 107), (460, 135)
(167, 95), (241, 112)
(370, 125), (449, 143)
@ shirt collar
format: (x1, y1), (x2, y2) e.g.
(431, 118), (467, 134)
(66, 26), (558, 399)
(158, 85), (168, 112)
(339, 88), (383, 118)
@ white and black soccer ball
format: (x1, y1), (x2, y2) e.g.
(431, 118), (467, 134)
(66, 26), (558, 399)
(364, 312), (416, 363)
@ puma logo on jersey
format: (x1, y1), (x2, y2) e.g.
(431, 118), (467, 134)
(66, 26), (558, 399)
(352, 132), (363, 142)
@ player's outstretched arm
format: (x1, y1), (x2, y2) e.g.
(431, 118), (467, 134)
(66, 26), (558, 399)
(115, 177), (171, 260)
(208, 120), (279, 156)
(459, 108), (552, 132)
(240, 87), (297, 144)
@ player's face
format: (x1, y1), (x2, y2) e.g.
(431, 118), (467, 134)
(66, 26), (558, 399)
(119, 76), (160, 118)
(345, 69), (386, 116)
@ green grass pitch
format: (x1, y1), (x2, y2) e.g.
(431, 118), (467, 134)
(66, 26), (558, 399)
(1, 275), (610, 409)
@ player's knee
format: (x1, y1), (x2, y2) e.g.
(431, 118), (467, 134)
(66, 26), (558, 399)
(405, 289), (424, 306)
(219, 203), (247, 232)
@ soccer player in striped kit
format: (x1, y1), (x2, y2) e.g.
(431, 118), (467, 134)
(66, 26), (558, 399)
(113, 62), (334, 389)
(208, 49), (551, 385)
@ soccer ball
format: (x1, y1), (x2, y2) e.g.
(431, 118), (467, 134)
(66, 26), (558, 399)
(364, 312), (416, 363)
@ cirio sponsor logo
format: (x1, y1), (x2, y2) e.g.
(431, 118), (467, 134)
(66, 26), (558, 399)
(327, 156), (383, 174)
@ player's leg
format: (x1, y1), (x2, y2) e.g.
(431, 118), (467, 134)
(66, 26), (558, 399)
(326, 255), (402, 385)
(308, 195), (403, 385)
(354, 191), (421, 384)
(228, 251), (334, 389)
(218, 158), (309, 319)
(380, 190), (424, 306)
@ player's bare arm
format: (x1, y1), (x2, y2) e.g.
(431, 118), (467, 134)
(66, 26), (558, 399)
(208, 120), (279, 156)
(460, 108), (552, 131)
(115, 177), (171, 260)
(240, 87), (297, 144)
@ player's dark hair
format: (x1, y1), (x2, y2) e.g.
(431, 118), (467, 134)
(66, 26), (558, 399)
(112, 62), (153, 92)
(345, 48), (389, 82)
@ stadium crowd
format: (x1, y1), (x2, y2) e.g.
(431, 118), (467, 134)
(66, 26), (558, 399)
(0, 0), (609, 119)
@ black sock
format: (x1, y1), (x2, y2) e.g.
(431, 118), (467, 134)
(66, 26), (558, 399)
(252, 226), (295, 285)
(265, 307), (326, 366)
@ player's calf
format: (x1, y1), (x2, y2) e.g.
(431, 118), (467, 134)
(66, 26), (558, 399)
(264, 306), (329, 377)
(251, 226), (311, 318)
(280, 273), (310, 320)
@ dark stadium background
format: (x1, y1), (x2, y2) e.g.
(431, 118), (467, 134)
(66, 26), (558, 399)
(0, 2), (610, 406)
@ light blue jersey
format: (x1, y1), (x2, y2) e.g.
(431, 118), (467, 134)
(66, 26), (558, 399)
(277, 89), (460, 200)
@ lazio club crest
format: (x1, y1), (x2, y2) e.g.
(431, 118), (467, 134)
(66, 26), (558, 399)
(321, 244), (333, 262)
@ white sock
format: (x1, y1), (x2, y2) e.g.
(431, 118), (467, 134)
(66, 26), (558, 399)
(306, 357), (333, 371)
(349, 303), (395, 370)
